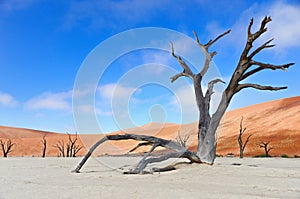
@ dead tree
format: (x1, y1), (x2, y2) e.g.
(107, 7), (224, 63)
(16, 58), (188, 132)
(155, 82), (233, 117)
(175, 131), (190, 147)
(259, 141), (273, 157)
(238, 117), (252, 158)
(66, 133), (82, 157)
(54, 140), (65, 157)
(0, 139), (15, 158)
(41, 135), (47, 158)
(74, 16), (294, 173)
(73, 144), (83, 157)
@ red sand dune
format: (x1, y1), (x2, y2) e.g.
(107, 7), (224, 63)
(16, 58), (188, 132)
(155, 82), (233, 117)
(0, 96), (299, 157)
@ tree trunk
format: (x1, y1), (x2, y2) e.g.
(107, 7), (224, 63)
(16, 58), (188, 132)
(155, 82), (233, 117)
(197, 93), (229, 164)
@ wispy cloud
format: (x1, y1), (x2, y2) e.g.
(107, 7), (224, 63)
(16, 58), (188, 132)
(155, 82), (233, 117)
(25, 91), (72, 111)
(169, 82), (223, 116)
(265, 2), (300, 50)
(0, 91), (18, 107)
(227, 1), (300, 52)
(98, 83), (141, 101)
(203, 1), (300, 57)
(170, 84), (197, 112)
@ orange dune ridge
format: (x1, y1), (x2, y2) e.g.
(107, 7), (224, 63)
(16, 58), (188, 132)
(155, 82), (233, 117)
(0, 96), (299, 157)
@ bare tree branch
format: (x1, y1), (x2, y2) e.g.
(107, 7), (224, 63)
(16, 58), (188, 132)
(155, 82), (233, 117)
(170, 42), (194, 81)
(170, 72), (192, 83)
(236, 16), (273, 80)
(129, 142), (153, 153)
(205, 78), (225, 99)
(73, 145), (83, 157)
(193, 30), (230, 77)
(54, 140), (65, 157)
(175, 131), (190, 148)
(203, 29), (231, 48)
(252, 16), (272, 41)
(235, 83), (287, 93)
(248, 38), (275, 59)
(240, 62), (294, 81)
(242, 134), (253, 152)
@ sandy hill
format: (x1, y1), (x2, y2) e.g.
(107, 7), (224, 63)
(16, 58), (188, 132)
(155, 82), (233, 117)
(0, 96), (299, 157)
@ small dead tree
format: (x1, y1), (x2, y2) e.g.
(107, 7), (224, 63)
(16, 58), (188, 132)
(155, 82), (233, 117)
(175, 131), (190, 148)
(74, 16), (294, 174)
(0, 139), (15, 158)
(41, 135), (47, 158)
(259, 141), (273, 157)
(54, 140), (65, 157)
(66, 133), (82, 157)
(73, 144), (83, 157)
(238, 117), (252, 158)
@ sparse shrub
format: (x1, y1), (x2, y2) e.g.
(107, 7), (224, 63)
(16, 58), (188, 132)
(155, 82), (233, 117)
(281, 154), (289, 158)
(253, 154), (267, 158)
(294, 155), (300, 158)
(226, 153), (234, 157)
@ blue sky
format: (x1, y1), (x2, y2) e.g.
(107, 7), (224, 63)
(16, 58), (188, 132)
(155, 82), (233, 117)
(0, 0), (299, 134)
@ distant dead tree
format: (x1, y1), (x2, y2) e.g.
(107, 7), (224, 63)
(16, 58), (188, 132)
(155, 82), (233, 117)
(0, 139), (15, 158)
(175, 131), (190, 148)
(259, 141), (273, 157)
(237, 117), (252, 158)
(41, 135), (47, 158)
(66, 133), (82, 157)
(54, 140), (65, 157)
(54, 133), (82, 158)
(74, 16), (294, 174)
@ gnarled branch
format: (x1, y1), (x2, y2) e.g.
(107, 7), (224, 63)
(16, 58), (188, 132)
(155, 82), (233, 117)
(129, 141), (153, 153)
(203, 29), (231, 49)
(248, 38), (275, 59)
(205, 78), (225, 99)
(240, 62), (294, 81)
(193, 30), (230, 77)
(170, 42), (194, 81)
(73, 134), (201, 173)
(235, 83), (287, 93)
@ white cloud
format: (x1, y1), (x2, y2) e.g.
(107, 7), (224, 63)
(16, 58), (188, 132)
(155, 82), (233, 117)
(205, 21), (228, 40)
(170, 82), (223, 116)
(266, 2), (300, 50)
(75, 104), (113, 116)
(170, 84), (197, 112)
(25, 91), (72, 111)
(226, 1), (300, 52)
(0, 92), (18, 107)
(98, 83), (140, 101)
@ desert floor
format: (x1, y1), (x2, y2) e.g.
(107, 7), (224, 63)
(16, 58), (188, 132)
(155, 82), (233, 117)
(0, 157), (299, 199)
